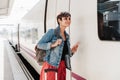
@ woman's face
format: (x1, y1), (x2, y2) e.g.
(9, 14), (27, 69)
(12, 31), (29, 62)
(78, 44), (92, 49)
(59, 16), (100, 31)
(59, 16), (71, 27)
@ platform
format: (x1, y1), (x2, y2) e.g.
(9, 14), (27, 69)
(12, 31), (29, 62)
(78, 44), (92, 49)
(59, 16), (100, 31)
(4, 40), (31, 80)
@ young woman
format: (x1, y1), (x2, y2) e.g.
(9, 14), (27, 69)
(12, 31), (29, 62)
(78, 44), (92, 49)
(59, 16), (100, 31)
(37, 12), (79, 80)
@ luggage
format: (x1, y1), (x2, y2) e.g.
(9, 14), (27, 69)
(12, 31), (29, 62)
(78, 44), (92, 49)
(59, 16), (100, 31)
(44, 69), (58, 80)
(35, 45), (46, 65)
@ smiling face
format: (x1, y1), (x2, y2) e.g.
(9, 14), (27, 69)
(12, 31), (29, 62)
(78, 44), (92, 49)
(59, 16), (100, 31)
(57, 12), (71, 27)
(58, 16), (71, 27)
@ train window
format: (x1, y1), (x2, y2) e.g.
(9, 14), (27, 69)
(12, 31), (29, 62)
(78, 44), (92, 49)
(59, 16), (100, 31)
(97, 0), (120, 41)
(31, 28), (38, 44)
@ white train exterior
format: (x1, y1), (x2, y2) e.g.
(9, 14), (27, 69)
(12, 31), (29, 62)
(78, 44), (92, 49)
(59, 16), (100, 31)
(9, 0), (120, 80)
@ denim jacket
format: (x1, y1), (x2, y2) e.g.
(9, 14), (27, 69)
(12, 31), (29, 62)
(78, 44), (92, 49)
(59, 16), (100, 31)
(37, 26), (72, 69)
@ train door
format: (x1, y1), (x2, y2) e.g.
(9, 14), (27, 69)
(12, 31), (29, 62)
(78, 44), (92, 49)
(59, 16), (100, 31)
(69, 0), (87, 79)
(70, 0), (96, 79)
(46, 0), (57, 31)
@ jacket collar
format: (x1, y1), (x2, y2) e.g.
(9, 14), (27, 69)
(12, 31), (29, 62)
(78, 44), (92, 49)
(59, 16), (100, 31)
(55, 26), (69, 40)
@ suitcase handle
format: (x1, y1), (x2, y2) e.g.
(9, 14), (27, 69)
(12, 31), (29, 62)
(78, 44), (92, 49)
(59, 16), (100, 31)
(44, 69), (58, 73)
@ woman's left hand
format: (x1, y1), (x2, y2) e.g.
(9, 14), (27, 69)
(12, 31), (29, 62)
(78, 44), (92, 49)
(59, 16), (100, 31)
(71, 42), (80, 53)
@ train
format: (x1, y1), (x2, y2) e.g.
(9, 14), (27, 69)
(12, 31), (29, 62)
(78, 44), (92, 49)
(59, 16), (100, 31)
(8, 0), (120, 80)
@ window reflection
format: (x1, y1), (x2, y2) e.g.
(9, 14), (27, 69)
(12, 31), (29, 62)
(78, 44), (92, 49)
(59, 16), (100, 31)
(98, 0), (120, 40)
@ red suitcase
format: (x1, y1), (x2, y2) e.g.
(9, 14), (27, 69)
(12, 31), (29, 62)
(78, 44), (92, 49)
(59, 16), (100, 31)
(44, 69), (58, 80)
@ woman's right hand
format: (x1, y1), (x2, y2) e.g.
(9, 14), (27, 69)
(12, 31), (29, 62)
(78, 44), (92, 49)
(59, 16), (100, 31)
(51, 39), (62, 48)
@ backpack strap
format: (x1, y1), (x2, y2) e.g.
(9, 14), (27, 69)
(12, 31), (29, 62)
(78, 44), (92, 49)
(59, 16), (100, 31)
(54, 28), (60, 39)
